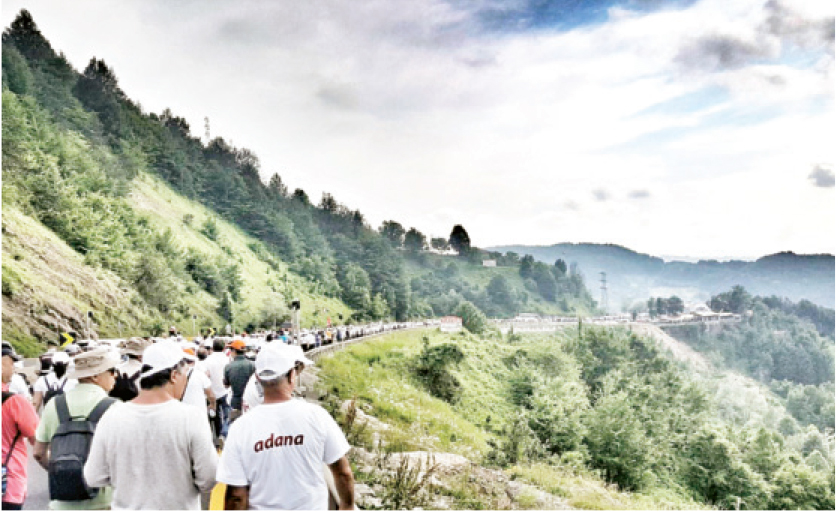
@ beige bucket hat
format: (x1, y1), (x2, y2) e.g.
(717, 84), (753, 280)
(67, 346), (121, 379)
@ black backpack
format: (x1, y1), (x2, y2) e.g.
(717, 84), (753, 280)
(109, 369), (140, 402)
(47, 394), (116, 501)
(43, 377), (67, 406)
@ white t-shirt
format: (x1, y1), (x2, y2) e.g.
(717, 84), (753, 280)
(216, 399), (351, 510)
(182, 367), (212, 416)
(33, 373), (77, 396)
(9, 373), (31, 399)
(204, 352), (230, 399)
(242, 375), (261, 413)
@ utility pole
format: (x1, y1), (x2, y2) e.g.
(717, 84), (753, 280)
(600, 272), (608, 314)
(204, 117), (211, 143)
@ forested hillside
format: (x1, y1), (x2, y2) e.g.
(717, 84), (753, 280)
(1, 10), (593, 354)
(490, 242), (835, 310)
(317, 327), (835, 510)
(664, 286), (834, 435)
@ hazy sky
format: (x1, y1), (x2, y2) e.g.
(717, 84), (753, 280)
(2, 0), (835, 260)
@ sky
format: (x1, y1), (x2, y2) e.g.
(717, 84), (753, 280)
(2, 0), (835, 261)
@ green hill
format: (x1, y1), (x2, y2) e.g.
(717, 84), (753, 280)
(315, 327), (834, 510)
(1, 10), (593, 354)
(489, 242), (835, 310)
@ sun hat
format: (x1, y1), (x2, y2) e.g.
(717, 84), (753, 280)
(180, 342), (197, 362)
(139, 340), (189, 379)
(2, 342), (21, 362)
(120, 337), (152, 356)
(67, 346), (121, 379)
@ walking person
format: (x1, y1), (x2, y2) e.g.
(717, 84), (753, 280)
(205, 339), (231, 447)
(32, 351), (76, 413)
(33, 346), (121, 510)
(84, 340), (218, 510)
(223, 339), (254, 424)
(109, 337), (150, 401)
(2, 342), (39, 511)
(217, 343), (355, 510)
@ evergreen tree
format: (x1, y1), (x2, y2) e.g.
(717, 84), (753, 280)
(448, 224), (471, 256)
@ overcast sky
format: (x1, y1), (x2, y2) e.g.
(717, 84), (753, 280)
(2, 0), (835, 260)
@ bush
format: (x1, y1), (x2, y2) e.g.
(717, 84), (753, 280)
(455, 300), (487, 334)
(413, 338), (464, 404)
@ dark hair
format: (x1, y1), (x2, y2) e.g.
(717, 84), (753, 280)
(139, 362), (185, 390)
(53, 362), (68, 379)
(213, 339), (225, 352)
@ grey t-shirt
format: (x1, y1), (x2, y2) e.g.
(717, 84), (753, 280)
(84, 399), (218, 510)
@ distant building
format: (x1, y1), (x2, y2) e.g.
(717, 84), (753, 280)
(515, 313), (540, 322)
(440, 316), (463, 332)
(482, 260), (497, 267)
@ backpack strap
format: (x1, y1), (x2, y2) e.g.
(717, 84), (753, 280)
(87, 397), (117, 424)
(55, 393), (72, 424)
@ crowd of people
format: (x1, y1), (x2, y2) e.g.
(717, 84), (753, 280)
(0, 324), (392, 510)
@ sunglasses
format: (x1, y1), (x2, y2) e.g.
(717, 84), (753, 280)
(109, 368), (120, 376)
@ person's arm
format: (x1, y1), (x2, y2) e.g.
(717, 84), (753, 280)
(83, 425), (111, 488)
(189, 408), (219, 493)
(204, 385), (217, 412)
(328, 456), (355, 510)
(224, 485), (249, 510)
(31, 391), (43, 413)
(33, 440), (50, 470)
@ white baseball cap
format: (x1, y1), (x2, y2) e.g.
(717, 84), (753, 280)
(51, 351), (71, 364)
(140, 341), (188, 379)
(255, 344), (313, 380)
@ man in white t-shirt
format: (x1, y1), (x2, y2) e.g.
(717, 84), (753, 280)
(181, 346), (216, 419)
(204, 339), (231, 445)
(216, 343), (355, 510)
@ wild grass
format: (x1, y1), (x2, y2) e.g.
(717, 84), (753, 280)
(509, 463), (710, 510)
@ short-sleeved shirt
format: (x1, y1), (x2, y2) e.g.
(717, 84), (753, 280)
(224, 356), (255, 410)
(204, 352), (230, 399)
(35, 383), (114, 510)
(182, 367), (212, 418)
(33, 373), (77, 400)
(216, 399), (350, 510)
(2, 386), (39, 505)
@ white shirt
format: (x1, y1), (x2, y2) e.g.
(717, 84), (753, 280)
(242, 375), (261, 412)
(204, 352), (230, 399)
(84, 400), (219, 510)
(216, 399), (350, 510)
(182, 366), (212, 417)
(33, 373), (77, 396)
(9, 373), (31, 399)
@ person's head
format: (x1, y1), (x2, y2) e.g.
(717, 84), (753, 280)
(212, 339), (225, 352)
(51, 351), (71, 378)
(2, 342), (22, 384)
(196, 347), (208, 361)
(228, 339), (246, 355)
(68, 346), (121, 392)
(120, 337), (151, 361)
(138, 341), (190, 398)
(255, 344), (313, 395)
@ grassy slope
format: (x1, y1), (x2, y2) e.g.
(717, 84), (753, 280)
(130, 173), (351, 330)
(2, 172), (353, 354)
(316, 328), (707, 509)
(2, 205), (155, 354)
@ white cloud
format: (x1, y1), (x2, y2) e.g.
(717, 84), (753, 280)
(1, 0), (833, 259)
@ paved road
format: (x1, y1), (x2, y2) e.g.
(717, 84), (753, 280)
(23, 448), (49, 510)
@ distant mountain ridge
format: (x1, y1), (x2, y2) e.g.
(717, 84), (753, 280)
(486, 243), (835, 310)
